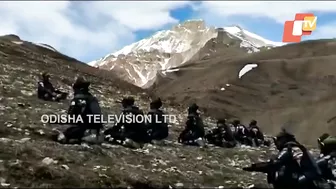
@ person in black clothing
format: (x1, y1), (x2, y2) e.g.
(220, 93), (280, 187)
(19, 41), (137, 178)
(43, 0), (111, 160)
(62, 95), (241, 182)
(104, 97), (148, 148)
(37, 72), (68, 101)
(178, 103), (205, 146)
(205, 118), (236, 148)
(274, 129), (330, 189)
(244, 129), (328, 189)
(315, 134), (336, 187)
(146, 98), (169, 143)
(53, 76), (103, 144)
(232, 119), (252, 146)
(248, 120), (270, 147)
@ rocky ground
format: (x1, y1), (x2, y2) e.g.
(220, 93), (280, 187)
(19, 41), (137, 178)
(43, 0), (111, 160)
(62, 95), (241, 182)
(0, 35), (284, 188)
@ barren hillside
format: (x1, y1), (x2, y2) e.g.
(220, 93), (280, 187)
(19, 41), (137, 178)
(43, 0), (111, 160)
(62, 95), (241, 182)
(152, 39), (336, 145)
(0, 34), (284, 188)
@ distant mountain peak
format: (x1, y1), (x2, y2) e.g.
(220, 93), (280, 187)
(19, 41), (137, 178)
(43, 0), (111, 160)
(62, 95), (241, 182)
(174, 19), (207, 30)
(88, 20), (284, 88)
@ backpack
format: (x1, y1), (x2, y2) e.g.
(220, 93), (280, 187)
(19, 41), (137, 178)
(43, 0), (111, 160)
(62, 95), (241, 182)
(68, 94), (93, 124)
(285, 142), (323, 181)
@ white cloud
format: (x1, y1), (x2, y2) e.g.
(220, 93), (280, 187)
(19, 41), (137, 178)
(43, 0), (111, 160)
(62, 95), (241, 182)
(1, 1), (336, 63)
(193, 1), (336, 40)
(86, 1), (191, 31)
(196, 1), (336, 24)
(0, 1), (192, 62)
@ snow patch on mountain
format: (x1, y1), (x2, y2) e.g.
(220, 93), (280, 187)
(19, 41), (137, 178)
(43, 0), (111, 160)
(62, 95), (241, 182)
(224, 26), (284, 53)
(162, 68), (180, 76)
(239, 64), (258, 78)
(34, 43), (57, 52)
(11, 41), (58, 52)
(11, 41), (23, 45)
(88, 20), (284, 88)
(87, 60), (98, 67)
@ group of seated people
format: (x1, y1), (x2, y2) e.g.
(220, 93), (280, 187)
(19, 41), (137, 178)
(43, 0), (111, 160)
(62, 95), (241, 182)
(37, 72), (269, 149)
(205, 119), (271, 148)
(177, 104), (270, 148)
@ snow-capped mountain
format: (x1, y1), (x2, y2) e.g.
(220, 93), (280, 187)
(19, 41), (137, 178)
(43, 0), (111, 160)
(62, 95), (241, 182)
(89, 20), (284, 88)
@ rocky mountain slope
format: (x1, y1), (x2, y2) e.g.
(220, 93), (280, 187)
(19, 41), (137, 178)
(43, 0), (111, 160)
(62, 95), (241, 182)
(0, 34), (284, 188)
(89, 20), (284, 88)
(151, 39), (336, 145)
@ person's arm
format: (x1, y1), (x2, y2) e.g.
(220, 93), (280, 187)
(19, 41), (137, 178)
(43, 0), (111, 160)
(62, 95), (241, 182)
(38, 81), (53, 95)
(197, 118), (205, 137)
(37, 81), (44, 91)
(43, 81), (56, 95)
(179, 118), (192, 141)
(90, 98), (102, 115)
(67, 99), (76, 115)
(257, 126), (265, 140)
(48, 81), (56, 93)
(184, 118), (193, 133)
(90, 98), (103, 128)
(272, 147), (293, 169)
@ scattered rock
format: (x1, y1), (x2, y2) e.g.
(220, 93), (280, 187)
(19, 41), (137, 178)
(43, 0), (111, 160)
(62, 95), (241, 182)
(247, 184), (255, 188)
(93, 165), (101, 170)
(0, 138), (12, 143)
(42, 157), (57, 165)
(9, 159), (21, 166)
(36, 129), (45, 135)
(20, 90), (33, 96)
(101, 143), (119, 149)
(98, 173), (109, 178)
(61, 165), (69, 170)
(218, 186), (224, 189)
(0, 182), (10, 187)
(17, 103), (26, 107)
(132, 148), (149, 154)
(18, 137), (31, 143)
(175, 182), (184, 188)
(81, 143), (92, 149)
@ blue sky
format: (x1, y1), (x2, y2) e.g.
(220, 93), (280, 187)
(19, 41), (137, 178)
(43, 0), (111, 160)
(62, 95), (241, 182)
(1, 1), (336, 63)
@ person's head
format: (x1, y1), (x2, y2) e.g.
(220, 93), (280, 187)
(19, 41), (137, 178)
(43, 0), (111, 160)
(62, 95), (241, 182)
(150, 98), (162, 110)
(318, 133), (331, 155)
(274, 128), (296, 150)
(217, 118), (226, 127)
(42, 72), (50, 81)
(72, 76), (90, 93)
(188, 103), (199, 114)
(232, 119), (240, 126)
(121, 96), (135, 108)
(250, 120), (257, 126)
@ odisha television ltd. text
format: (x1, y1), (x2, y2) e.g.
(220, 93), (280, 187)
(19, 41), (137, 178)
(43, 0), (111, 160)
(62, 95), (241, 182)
(40, 114), (177, 124)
